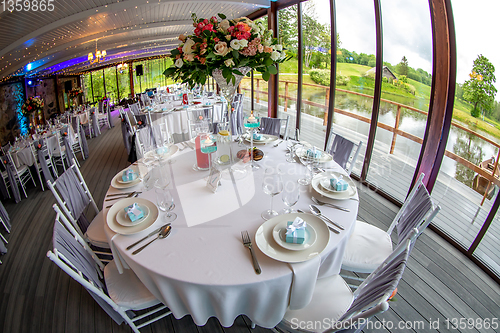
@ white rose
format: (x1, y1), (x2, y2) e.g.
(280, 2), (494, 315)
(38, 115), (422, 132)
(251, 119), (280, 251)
(230, 39), (242, 50)
(273, 44), (283, 51)
(239, 39), (248, 48)
(270, 51), (280, 61)
(182, 38), (196, 54)
(224, 59), (235, 67)
(175, 58), (184, 68)
(214, 41), (230, 56)
(219, 19), (230, 32)
(262, 38), (271, 47)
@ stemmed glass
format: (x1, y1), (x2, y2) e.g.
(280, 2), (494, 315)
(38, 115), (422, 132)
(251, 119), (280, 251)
(282, 181), (300, 214)
(261, 167), (284, 220)
(154, 186), (177, 222)
(286, 141), (297, 163)
(297, 144), (315, 186)
(244, 114), (261, 170)
(200, 133), (217, 170)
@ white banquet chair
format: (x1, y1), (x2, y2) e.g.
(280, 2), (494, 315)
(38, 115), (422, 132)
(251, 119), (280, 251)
(2, 151), (36, 198)
(341, 173), (440, 278)
(275, 239), (411, 333)
(47, 159), (111, 258)
(326, 131), (363, 175)
(47, 213), (171, 333)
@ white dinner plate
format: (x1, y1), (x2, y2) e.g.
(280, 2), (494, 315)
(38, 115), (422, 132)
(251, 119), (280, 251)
(116, 204), (150, 227)
(311, 172), (357, 200)
(295, 147), (333, 163)
(111, 168), (141, 189)
(144, 144), (179, 161)
(319, 177), (348, 193)
(243, 134), (278, 145)
(255, 213), (330, 263)
(272, 220), (317, 251)
(107, 198), (159, 235)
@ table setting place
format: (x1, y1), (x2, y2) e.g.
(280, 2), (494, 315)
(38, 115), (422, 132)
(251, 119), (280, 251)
(101, 133), (359, 328)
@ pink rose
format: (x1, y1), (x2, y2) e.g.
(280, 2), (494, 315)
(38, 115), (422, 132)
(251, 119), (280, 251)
(197, 22), (205, 29)
(183, 54), (195, 62)
(194, 28), (201, 36)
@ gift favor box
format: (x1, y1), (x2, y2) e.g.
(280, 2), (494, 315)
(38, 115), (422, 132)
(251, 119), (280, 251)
(306, 148), (321, 159)
(124, 204), (145, 222)
(285, 221), (306, 244)
(330, 176), (348, 191)
(122, 169), (137, 182)
(253, 133), (263, 140)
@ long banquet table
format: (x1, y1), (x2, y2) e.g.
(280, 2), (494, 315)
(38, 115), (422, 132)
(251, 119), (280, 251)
(103, 139), (359, 328)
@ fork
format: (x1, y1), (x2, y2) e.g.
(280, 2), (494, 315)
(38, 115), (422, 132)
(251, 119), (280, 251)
(241, 231), (261, 275)
(311, 196), (350, 213)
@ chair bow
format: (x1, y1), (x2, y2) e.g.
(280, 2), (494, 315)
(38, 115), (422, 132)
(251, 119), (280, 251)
(286, 217), (306, 236)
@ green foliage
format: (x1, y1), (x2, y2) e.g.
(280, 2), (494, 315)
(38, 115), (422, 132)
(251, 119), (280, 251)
(309, 69), (330, 86)
(396, 56), (409, 76)
(463, 54), (497, 118)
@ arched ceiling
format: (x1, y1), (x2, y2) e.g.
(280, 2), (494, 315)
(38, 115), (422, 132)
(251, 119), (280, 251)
(0, 0), (272, 80)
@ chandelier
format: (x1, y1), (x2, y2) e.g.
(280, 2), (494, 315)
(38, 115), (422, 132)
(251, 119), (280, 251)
(117, 61), (128, 73)
(88, 39), (106, 64)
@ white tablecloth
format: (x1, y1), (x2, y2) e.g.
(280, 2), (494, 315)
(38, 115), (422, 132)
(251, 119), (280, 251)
(103, 142), (358, 328)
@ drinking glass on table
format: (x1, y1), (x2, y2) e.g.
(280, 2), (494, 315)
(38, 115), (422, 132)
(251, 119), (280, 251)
(282, 181), (300, 214)
(261, 167), (284, 220)
(297, 144), (315, 186)
(155, 187), (177, 222)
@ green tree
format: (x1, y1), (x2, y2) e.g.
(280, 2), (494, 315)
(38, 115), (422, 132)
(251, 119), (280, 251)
(463, 54), (497, 118)
(396, 56), (409, 76)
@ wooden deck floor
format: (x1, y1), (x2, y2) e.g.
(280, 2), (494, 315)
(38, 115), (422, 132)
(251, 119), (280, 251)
(0, 111), (499, 333)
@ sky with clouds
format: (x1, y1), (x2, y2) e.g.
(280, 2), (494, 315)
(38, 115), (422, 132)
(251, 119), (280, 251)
(312, 0), (500, 99)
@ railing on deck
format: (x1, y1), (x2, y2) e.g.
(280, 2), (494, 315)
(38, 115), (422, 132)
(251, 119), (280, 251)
(241, 77), (500, 198)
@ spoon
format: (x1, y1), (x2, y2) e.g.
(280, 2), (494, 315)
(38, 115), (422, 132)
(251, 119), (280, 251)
(132, 225), (171, 255)
(309, 205), (345, 231)
(297, 209), (339, 234)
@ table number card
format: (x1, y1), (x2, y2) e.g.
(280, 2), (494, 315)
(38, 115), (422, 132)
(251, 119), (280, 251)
(207, 167), (222, 193)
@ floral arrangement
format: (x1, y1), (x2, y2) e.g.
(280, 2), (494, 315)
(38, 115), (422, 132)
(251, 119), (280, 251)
(21, 96), (44, 116)
(68, 87), (83, 99)
(163, 13), (289, 87)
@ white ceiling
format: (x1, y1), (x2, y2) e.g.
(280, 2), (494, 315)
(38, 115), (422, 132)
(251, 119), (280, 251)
(0, 0), (272, 80)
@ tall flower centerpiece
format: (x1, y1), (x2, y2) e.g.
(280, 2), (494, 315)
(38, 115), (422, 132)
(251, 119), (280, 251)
(163, 13), (288, 134)
(68, 87), (83, 107)
(21, 96), (44, 127)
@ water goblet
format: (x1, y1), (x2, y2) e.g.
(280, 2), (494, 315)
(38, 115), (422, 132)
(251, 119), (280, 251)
(154, 187), (177, 222)
(261, 167), (284, 220)
(297, 144), (315, 186)
(282, 181), (300, 214)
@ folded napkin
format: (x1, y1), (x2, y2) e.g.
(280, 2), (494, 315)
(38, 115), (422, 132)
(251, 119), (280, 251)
(286, 217), (306, 244)
(330, 175), (348, 191)
(122, 169), (137, 182)
(288, 256), (321, 310)
(124, 203), (145, 222)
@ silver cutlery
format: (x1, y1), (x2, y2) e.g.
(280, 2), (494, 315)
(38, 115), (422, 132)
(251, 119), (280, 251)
(126, 223), (171, 250)
(297, 210), (339, 234)
(132, 225), (172, 255)
(311, 197), (350, 213)
(309, 205), (345, 231)
(105, 191), (137, 201)
(106, 191), (140, 197)
(105, 193), (139, 208)
(241, 230), (261, 274)
(273, 140), (283, 147)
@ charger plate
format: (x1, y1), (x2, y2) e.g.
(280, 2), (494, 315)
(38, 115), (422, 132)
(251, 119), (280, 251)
(255, 213), (329, 263)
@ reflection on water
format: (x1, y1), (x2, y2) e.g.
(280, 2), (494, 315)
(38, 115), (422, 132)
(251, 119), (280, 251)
(301, 89), (499, 188)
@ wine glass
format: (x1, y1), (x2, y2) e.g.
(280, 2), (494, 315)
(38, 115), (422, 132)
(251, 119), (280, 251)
(261, 167), (284, 220)
(286, 141), (297, 163)
(154, 187), (177, 222)
(297, 144), (315, 186)
(282, 181), (300, 214)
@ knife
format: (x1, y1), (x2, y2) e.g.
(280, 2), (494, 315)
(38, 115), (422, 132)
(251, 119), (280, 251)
(106, 191), (141, 197)
(126, 223), (172, 250)
(297, 210), (340, 234)
(105, 193), (139, 208)
(105, 192), (137, 201)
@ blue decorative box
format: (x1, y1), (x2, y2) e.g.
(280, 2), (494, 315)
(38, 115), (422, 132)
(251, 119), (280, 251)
(285, 221), (306, 244)
(306, 148), (321, 159)
(330, 176), (348, 191)
(156, 147), (169, 155)
(253, 133), (263, 140)
(122, 169), (137, 182)
(124, 203), (145, 222)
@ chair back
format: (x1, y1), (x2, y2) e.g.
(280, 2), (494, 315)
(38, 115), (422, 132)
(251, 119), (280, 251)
(47, 216), (129, 326)
(387, 173), (441, 247)
(135, 126), (155, 158)
(326, 131), (363, 174)
(186, 107), (214, 139)
(47, 160), (99, 234)
(260, 116), (290, 139)
(0, 198), (11, 233)
(330, 241), (410, 333)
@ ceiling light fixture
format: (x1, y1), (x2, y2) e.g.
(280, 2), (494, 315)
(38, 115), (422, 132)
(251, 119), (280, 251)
(88, 39), (106, 64)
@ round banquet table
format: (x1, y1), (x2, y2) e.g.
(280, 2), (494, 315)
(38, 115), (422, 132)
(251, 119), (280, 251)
(103, 140), (359, 328)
